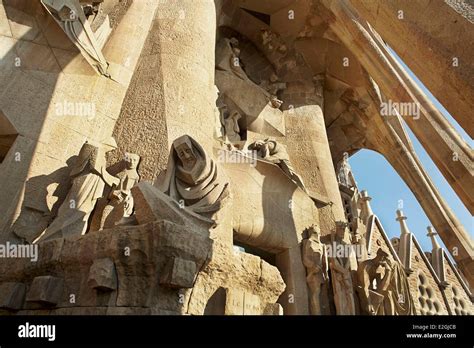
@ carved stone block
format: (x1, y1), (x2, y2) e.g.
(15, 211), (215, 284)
(88, 258), (117, 291)
(263, 303), (284, 315)
(132, 182), (186, 226)
(224, 288), (244, 315)
(0, 282), (26, 310)
(244, 292), (261, 315)
(26, 276), (63, 306)
(160, 257), (197, 289)
(224, 289), (262, 315)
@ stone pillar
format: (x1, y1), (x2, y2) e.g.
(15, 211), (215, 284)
(359, 190), (373, 224)
(396, 209), (410, 236)
(276, 246), (309, 315)
(396, 209), (413, 273)
(283, 104), (346, 234)
(111, 0), (219, 182)
(427, 227), (447, 286)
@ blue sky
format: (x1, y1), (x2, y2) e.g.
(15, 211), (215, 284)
(349, 48), (473, 255)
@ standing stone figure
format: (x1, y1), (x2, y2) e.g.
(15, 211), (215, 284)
(248, 139), (306, 191)
(98, 153), (140, 229)
(36, 139), (119, 242)
(156, 135), (229, 218)
(216, 37), (248, 81)
(337, 153), (356, 188)
(357, 248), (415, 315)
(329, 221), (357, 315)
(302, 225), (328, 315)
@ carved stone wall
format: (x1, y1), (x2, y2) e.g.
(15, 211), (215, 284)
(0, 0), (158, 242)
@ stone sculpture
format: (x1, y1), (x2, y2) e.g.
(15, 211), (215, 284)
(98, 153), (140, 230)
(302, 225), (329, 315)
(224, 111), (242, 143)
(216, 37), (248, 81)
(329, 221), (357, 315)
(217, 36), (282, 109)
(40, 0), (109, 75)
(156, 135), (229, 218)
(337, 153), (356, 188)
(248, 139), (306, 191)
(356, 248), (415, 315)
(36, 139), (119, 242)
(260, 73), (286, 109)
(356, 248), (391, 315)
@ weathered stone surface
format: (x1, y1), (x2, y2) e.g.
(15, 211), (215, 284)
(160, 257), (197, 289)
(224, 288), (244, 315)
(187, 240), (286, 315)
(263, 303), (284, 315)
(26, 276), (64, 306)
(0, 0), (471, 318)
(0, 0), (158, 242)
(87, 258), (117, 291)
(0, 282), (26, 310)
(243, 292), (261, 315)
(132, 182), (186, 226)
(223, 289), (262, 315)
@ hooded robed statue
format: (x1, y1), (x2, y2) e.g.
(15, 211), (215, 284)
(156, 135), (229, 219)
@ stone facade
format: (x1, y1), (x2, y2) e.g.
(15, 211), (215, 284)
(0, 0), (472, 316)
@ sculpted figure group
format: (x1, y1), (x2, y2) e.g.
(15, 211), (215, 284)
(357, 248), (415, 315)
(36, 138), (140, 242)
(36, 134), (230, 242)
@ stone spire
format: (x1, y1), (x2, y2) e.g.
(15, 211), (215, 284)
(396, 209), (410, 235)
(396, 210), (413, 273)
(427, 226), (441, 250)
(426, 226), (448, 287)
(360, 190), (373, 223)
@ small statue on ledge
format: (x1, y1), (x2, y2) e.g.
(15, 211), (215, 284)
(98, 153), (141, 230)
(248, 138), (306, 191)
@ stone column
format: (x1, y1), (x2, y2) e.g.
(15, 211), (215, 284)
(283, 103), (346, 234)
(111, 0), (219, 182)
(359, 190), (373, 224)
(396, 209), (413, 273)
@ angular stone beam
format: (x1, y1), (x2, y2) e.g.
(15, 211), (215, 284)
(318, 0), (474, 215)
(366, 26), (474, 215)
(386, 113), (471, 250)
(331, 72), (474, 285)
(348, 0), (474, 137)
(360, 100), (474, 286)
